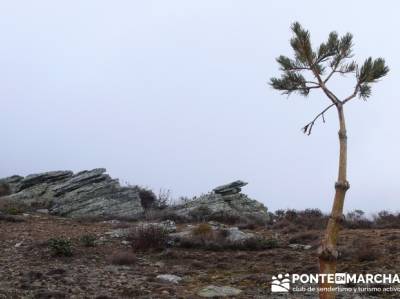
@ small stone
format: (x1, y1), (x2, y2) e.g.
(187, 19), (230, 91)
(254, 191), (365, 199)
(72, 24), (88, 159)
(15, 241), (23, 248)
(197, 285), (242, 297)
(104, 228), (130, 238)
(156, 274), (182, 284)
(103, 219), (121, 224)
(288, 243), (312, 250)
(36, 209), (49, 214)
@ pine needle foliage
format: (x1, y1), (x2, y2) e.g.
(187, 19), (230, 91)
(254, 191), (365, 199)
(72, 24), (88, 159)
(270, 22), (389, 100)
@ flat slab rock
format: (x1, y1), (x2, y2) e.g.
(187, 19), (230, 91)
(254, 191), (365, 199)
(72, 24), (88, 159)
(197, 285), (242, 297)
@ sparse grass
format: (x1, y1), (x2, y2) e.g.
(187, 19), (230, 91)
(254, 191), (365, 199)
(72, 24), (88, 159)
(109, 251), (137, 265)
(288, 231), (320, 244)
(179, 226), (279, 251)
(0, 212), (25, 222)
(0, 184), (10, 197)
(144, 209), (189, 223)
(354, 238), (380, 262)
(79, 234), (97, 247)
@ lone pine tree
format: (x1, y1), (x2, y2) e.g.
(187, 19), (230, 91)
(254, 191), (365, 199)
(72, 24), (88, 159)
(270, 22), (389, 299)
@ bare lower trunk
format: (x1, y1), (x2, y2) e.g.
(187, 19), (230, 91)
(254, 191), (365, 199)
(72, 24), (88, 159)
(318, 105), (349, 299)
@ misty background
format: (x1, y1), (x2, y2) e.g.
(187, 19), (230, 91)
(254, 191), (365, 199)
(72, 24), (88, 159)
(1, 1), (398, 212)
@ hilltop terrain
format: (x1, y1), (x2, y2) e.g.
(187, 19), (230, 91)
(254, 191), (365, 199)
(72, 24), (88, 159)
(1, 170), (400, 298)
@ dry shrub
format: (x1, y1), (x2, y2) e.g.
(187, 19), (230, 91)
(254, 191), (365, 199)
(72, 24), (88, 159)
(137, 187), (157, 210)
(343, 210), (373, 229)
(373, 211), (400, 229)
(109, 251), (137, 265)
(128, 225), (168, 251)
(273, 209), (328, 231)
(192, 223), (213, 236)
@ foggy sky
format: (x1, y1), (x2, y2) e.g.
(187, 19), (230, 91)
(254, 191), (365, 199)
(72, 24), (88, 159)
(1, 1), (399, 213)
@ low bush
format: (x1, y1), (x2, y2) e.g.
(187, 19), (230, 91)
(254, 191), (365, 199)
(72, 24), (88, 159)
(238, 237), (279, 250)
(0, 200), (29, 215)
(48, 238), (73, 257)
(128, 225), (168, 251)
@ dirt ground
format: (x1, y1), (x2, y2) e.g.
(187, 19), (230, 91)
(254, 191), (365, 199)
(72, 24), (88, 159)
(1, 213), (399, 298)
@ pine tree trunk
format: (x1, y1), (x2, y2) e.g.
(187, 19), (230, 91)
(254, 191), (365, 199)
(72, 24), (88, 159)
(318, 104), (349, 299)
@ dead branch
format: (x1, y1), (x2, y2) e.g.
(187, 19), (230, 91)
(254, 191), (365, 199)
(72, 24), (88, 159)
(302, 103), (336, 135)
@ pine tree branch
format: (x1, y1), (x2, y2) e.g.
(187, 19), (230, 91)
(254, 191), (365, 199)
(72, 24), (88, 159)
(312, 69), (340, 104)
(302, 103), (336, 135)
(342, 82), (360, 104)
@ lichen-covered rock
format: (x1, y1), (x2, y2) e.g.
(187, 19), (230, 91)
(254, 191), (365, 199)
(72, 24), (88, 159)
(172, 192), (269, 224)
(0, 175), (23, 194)
(0, 169), (144, 218)
(169, 225), (254, 245)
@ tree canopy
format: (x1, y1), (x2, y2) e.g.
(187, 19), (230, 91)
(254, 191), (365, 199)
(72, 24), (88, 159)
(270, 22), (389, 101)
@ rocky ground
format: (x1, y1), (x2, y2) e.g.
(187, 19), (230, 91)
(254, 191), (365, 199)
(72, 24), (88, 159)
(1, 213), (399, 298)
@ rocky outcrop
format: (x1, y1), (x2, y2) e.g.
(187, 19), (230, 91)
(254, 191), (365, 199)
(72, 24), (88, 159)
(172, 183), (269, 224)
(0, 169), (144, 218)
